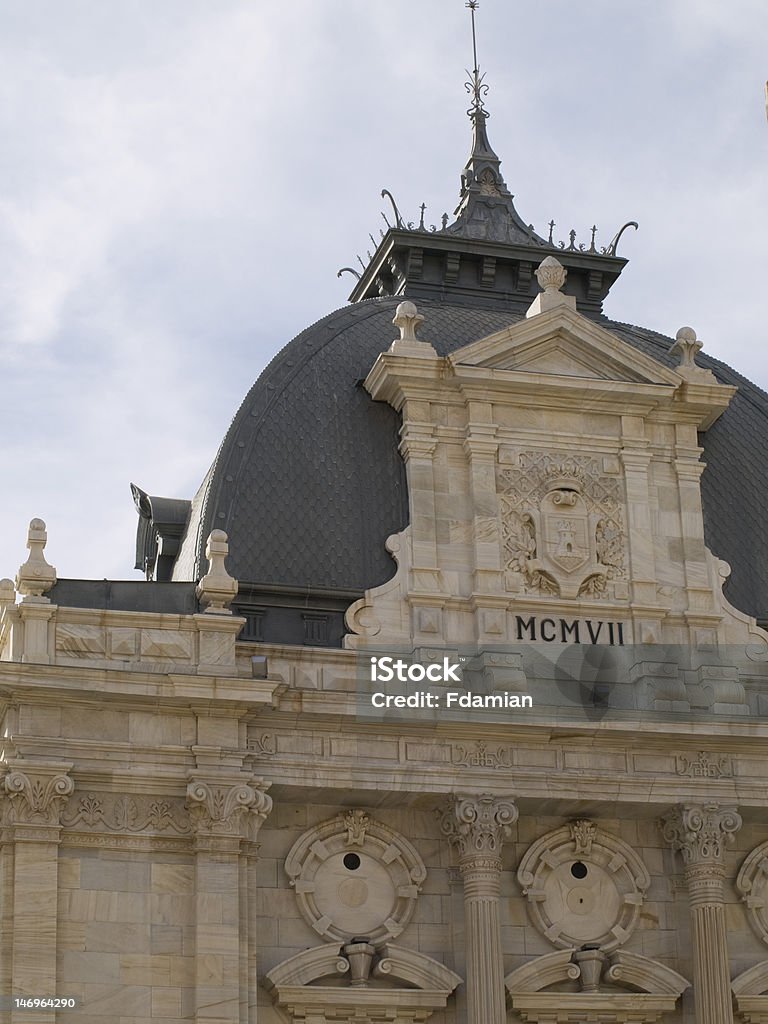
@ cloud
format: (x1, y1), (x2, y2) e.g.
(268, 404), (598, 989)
(0, 1), (766, 581)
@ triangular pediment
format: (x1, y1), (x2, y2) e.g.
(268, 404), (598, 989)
(449, 306), (681, 386)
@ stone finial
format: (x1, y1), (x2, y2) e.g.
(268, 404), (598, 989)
(670, 326), (703, 368)
(669, 326), (716, 382)
(0, 578), (16, 611)
(196, 529), (238, 614)
(393, 300), (424, 343)
(526, 256), (577, 318)
(15, 518), (57, 602)
(388, 300), (438, 358)
(536, 255), (567, 293)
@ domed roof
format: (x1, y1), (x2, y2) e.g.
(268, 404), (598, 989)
(171, 295), (768, 621)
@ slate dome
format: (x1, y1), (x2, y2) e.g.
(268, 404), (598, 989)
(159, 295), (768, 625)
(129, 64), (768, 642)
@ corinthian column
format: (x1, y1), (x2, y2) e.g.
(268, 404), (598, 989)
(1, 761), (74, 1024)
(440, 793), (517, 1024)
(662, 803), (741, 1024)
(186, 773), (272, 1024)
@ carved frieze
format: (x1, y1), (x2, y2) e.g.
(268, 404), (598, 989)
(498, 449), (626, 600)
(675, 752), (733, 779)
(247, 733), (276, 757)
(62, 793), (191, 834)
(451, 741), (512, 770)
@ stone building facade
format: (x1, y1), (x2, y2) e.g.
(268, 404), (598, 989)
(2, 44), (768, 1024)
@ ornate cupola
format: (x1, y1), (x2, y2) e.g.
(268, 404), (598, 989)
(346, 2), (636, 316)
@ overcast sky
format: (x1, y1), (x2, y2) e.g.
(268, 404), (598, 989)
(0, 0), (766, 583)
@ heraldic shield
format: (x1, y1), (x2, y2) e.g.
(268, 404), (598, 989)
(541, 489), (590, 574)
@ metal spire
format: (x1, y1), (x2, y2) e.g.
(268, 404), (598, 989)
(465, 1), (489, 117)
(446, 1), (546, 245)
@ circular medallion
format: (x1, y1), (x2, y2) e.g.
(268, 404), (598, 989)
(285, 810), (427, 946)
(517, 819), (650, 952)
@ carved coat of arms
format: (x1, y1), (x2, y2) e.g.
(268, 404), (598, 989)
(499, 452), (627, 600)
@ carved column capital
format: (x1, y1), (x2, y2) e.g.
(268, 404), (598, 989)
(439, 793), (517, 870)
(662, 803), (740, 1023)
(662, 803), (741, 869)
(185, 774), (272, 840)
(2, 763), (74, 827)
(439, 793), (515, 1023)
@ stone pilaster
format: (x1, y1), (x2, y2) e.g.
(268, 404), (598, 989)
(399, 421), (439, 575)
(0, 761), (74, 1024)
(186, 773), (272, 1024)
(619, 439), (657, 607)
(674, 446), (715, 620)
(662, 803), (742, 1024)
(439, 794), (517, 1024)
(463, 413), (503, 595)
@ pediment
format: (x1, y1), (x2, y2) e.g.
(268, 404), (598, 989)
(449, 306), (681, 387)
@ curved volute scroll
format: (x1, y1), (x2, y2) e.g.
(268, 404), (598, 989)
(517, 819), (651, 953)
(344, 530), (411, 648)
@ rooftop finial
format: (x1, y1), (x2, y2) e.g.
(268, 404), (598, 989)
(444, 2), (545, 246)
(465, 1), (488, 117)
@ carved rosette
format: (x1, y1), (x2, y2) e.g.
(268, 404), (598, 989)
(439, 793), (518, 871)
(185, 776), (272, 839)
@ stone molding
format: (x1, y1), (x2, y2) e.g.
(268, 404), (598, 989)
(505, 949), (689, 1023)
(265, 942), (461, 1024)
(732, 961), (768, 1022)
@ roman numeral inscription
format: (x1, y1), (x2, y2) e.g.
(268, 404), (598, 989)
(515, 616), (625, 645)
